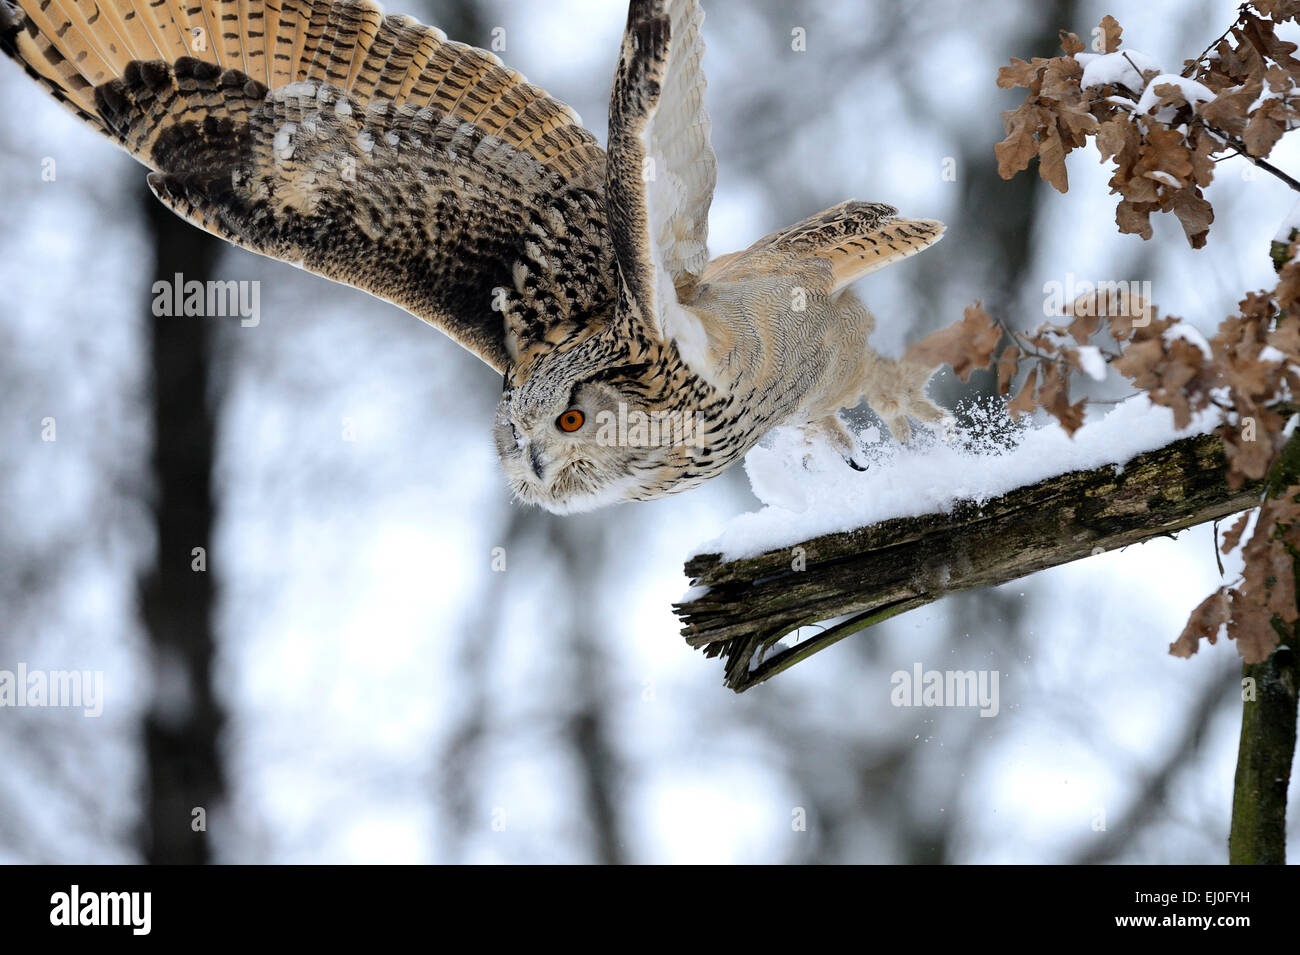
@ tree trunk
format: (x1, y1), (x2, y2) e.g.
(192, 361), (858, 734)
(137, 186), (227, 864)
(1229, 646), (1298, 864)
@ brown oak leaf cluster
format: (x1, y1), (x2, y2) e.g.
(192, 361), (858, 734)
(995, 5), (1300, 248)
(927, 274), (1300, 663)
(915, 2), (1300, 662)
(904, 302), (1001, 383)
(1172, 496), (1300, 664)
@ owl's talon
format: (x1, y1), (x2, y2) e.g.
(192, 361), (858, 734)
(844, 456), (868, 472)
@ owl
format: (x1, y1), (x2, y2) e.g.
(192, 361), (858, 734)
(1, 0), (948, 513)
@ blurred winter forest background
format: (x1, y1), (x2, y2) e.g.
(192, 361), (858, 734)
(1, 0), (1297, 863)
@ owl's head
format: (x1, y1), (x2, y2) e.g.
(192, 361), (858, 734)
(493, 343), (703, 514)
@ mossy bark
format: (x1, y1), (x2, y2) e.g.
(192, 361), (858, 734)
(1229, 646), (1297, 864)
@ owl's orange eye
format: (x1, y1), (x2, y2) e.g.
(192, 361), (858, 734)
(557, 409), (585, 433)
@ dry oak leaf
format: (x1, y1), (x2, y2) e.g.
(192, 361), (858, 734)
(1147, 81), (1195, 118)
(1207, 24), (1267, 88)
(1169, 588), (1229, 658)
(1064, 300), (1102, 344)
(1111, 319), (1212, 429)
(905, 302), (1001, 382)
(1228, 590), (1280, 663)
(1197, 80), (1262, 139)
(1007, 366), (1039, 420)
(1220, 511), (1253, 554)
(1054, 98), (1101, 151)
(1051, 395), (1087, 435)
(995, 345), (1021, 396)
(1135, 126), (1196, 188)
(1252, 0), (1300, 21)
(1243, 102), (1289, 157)
(1231, 501), (1298, 662)
(1038, 127), (1071, 193)
(1033, 361), (1087, 435)
(1275, 261), (1300, 313)
(1222, 352), (1279, 400)
(997, 57), (1050, 91)
(1171, 188), (1214, 248)
(1098, 14), (1123, 54)
(1231, 292), (1278, 331)
(1267, 314), (1300, 356)
(1059, 30), (1086, 57)
(1039, 54), (1086, 102)
(1116, 197), (1157, 239)
(1095, 115), (1140, 165)
(1188, 133), (1218, 189)
(995, 104), (1043, 180)
(1243, 12), (1300, 73)
(1223, 420), (1280, 485)
(1102, 290), (1156, 341)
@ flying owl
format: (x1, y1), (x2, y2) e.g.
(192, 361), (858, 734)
(1, 0), (948, 513)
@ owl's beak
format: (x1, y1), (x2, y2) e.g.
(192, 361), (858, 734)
(506, 419), (545, 481)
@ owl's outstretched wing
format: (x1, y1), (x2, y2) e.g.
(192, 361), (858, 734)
(606, 0), (718, 378)
(0, 0), (614, 373)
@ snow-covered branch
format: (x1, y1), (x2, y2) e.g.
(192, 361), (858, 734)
(676, 429), (1264, 692)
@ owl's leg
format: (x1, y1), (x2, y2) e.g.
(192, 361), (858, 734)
(859, 352), (953, 444)
(904, 385), (953, 432)
(802, 414), (868, 471)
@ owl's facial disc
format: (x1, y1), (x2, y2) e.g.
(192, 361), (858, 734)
(493, 374), (659, 514)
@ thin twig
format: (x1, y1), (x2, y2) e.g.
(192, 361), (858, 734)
(1212, 515), (1226, 576)
(1181, 5), (1250, 78)
(1224, 145), (1300, 194)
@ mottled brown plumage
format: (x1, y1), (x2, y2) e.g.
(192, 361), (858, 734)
(2, 0), (948, 513)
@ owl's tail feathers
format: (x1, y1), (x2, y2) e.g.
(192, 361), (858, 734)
(771, 200), (945, 294)
(701, 200), (945, 294)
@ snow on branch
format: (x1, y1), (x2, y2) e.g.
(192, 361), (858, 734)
(676, 427), (1264, 693)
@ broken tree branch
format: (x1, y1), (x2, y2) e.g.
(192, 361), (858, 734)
(676, 430), (1264, 692)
